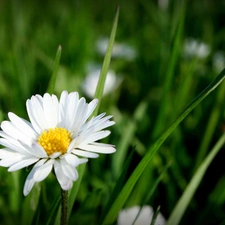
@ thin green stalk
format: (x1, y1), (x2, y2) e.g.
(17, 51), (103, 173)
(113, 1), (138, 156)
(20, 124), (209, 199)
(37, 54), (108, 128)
(93, 7), (119, 116)
(60, 189), (68, 225)
(112, 101), (147, 177)
(150, 206), (161, 225)
(152, 1), (185, 140)
(47, 45), (62, 94)
(194, 80), (225, 171)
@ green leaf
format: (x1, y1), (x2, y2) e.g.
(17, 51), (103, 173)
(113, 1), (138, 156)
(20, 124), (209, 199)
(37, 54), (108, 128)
(46, 45), (62, 94)
(143, 161), (171, 205)
(194, 80), (225, 170)
(112, 101), (148, 177)
(99, 147), (135, 224)
(93, 6), (119, 116)
(45, 194), (61, 225)
(150, 206), (161, 225)
(9, 171), (21, 214)
(152, 1), (185, 139)
(167, 132), (225, 225)
(101, 68), (225, 225)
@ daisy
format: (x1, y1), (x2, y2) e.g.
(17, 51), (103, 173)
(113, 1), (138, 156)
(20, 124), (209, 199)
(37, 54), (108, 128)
(82, 65), (122, 98)
(117, 205), (166, 225)
(183, 38), (210, 59)
(0, 91), (115, 196)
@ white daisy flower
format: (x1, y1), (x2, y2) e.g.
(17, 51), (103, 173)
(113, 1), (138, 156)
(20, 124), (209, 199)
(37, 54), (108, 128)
(117, 205), (166, 225)
(183, 38), (211, 59)
(82, 66), (122, 98)
(0, 91), (115, 196)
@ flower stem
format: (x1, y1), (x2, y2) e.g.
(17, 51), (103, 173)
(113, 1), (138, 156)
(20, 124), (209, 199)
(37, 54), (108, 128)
(61, 189), (68, 225)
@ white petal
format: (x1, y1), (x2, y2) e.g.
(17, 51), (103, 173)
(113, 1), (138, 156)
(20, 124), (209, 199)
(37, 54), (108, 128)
(23, 176), (35, 196)
(80, 130), (111, 145)
(85, 99), (98, 120)
(68, 92), (79, 118)
(89, 113), (107, 126)
(80, 113), (108, 132)
(0, 157), (22, 167)
(26, 96), (47, 132)
(79, 158), (88, 164)
(60, 159), (78, 181)
(0, 148), (17, 158)
(23, 159), (47, 196)
(43, 93), (59, 128)
(59, 91), (68, 127)
(60, 90), (69, 101)
(71, 126), (96, 146)
(67, 138), (78, 153)
(1, 121), (32, 145)
(26, 99), (41, 133)
(59, 91), (79, 130)
(72, 149), (99, 158)
(8, 157), (39, 171)
(0, 138), (29, 155)
(54, 160), (73, 190)
(18, 141), (48, 158)
(65, 92), (79, 130)
(70, 98), (87, 133)
(49, 152), (61, 158)
(0, 150), (24, 167)
(8, 112), (38, 140)
(63, 153), (80, 167)
(33, 159), (54, 182)
(94, 120), (115, 132)
(78, 143), (116, 154)
(91, 116), (115, 132)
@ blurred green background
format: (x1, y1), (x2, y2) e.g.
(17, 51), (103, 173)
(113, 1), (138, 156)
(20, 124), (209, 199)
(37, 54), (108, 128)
(0, 0), (225, 224)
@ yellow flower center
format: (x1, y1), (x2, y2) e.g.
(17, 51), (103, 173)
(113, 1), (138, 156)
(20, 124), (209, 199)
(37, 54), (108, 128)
(38, 127), (72, 156)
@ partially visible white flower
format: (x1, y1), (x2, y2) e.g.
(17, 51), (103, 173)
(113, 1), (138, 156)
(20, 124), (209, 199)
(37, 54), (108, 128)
(0, 91), (115, 196)
(96, 37), (137, 61)
(117, 205), (166, 225)
(183, 38), (210, 59)
(212, 51), (225, 73)
(82, 66), (122, 98)
(158, 0), (169, 10)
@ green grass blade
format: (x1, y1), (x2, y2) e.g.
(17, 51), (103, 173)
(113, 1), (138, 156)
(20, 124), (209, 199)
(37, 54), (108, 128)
(45, 194), (61, 225)
(99, 147), (135, 225)
(101, 68), (225, 224)
(112, 101), (148, 177)
(46, 45), (62, 94)
(9, 171), (21, 215)
(194, 80), (225, 170)
(150, 206), (161, 225)
(152, 1), (185, 139)
(167, 132), (225, 225)
(143, 161), (171, 205)
(93, 7), (119, 116)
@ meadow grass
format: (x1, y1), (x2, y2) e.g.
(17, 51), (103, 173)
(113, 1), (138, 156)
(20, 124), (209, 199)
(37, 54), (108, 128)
(0, 1), (225, 225)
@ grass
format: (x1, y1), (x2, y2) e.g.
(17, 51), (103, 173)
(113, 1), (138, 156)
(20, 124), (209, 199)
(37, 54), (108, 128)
(0, 0), (225, 225)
